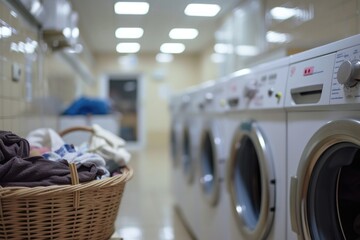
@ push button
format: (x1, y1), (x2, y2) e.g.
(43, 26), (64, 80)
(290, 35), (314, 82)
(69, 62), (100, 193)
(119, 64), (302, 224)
(268, 88), (274, 97)
(275, 92), (282, 103)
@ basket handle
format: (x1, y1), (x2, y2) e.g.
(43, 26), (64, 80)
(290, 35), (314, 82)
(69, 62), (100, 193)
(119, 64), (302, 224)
(58, 126), (94, 137)
(69, 163), (80, 209)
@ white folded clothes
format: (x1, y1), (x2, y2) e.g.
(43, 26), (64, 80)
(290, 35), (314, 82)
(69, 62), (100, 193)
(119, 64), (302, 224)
(26, 128), (65, 151)
(88, 124), (131, 167)
(43, 144), (110, 178)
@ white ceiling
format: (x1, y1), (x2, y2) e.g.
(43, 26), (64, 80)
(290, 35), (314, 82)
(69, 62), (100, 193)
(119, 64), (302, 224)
(70, 0), (242, 55)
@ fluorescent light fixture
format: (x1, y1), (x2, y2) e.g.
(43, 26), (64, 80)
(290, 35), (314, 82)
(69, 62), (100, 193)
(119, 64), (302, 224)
(0, 26), (12, 38)
(169, 28), (198, 39)
(116, 42), (141, 53)
(63, 27), (71, 38)
(114, 2), (149, 15)
(236, 45), (260, 56)
(160, 43), (185, 54)
(184, 4), (220, 17)
(266, 31), (292, 43)
(115, 28), (144, 39)
(214, 43), (233, 54)
(72, 27), (79, 39)
(270, 7), (298, 20)
(156, 53), (174, 63)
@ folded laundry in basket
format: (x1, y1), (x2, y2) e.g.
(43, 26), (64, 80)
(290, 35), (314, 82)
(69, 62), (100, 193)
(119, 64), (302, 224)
(87, 124), (131, 167)
(0, 131), (30, 163)
(43, 144), (110, 178)
(26, 128), (65, 151)
(0, 156), (104, 187)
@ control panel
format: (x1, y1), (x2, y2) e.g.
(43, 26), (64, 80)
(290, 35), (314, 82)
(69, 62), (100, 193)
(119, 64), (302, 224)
(331, 44), (360, 104)
(284, 54), (336, 107)
(245, 65), (288, 109)
(226, 69), (253, 111)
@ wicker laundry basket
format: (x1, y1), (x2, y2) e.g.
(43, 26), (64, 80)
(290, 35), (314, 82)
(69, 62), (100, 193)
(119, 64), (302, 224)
(0, 126), (133, 240)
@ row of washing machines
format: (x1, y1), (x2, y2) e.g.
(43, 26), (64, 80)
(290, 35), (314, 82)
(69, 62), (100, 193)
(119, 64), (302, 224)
(169, 34), (360, 240)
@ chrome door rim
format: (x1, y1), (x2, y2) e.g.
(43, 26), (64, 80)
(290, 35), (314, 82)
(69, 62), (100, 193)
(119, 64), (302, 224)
(182, 126), (194, 184)
(227, 120), (276, 240)
(292, 119), (360, 239)
(200, 125), (220, 206)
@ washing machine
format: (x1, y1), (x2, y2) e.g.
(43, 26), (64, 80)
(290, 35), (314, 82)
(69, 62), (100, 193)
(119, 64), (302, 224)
(285, 34), (360, 240)
(225, 58), (289, 240)
(169, 94), (183, 211)
(223, 67), (253, 240)
(178, 85), (203, 239)
(197, 77), (231, 240)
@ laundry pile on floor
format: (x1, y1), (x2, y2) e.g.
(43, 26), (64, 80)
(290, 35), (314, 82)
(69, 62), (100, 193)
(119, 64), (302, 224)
(0, 125), (131, 187)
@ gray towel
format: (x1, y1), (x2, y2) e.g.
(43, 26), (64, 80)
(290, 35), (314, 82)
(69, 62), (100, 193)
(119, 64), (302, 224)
(0, 156), (104, 187)
(0, 131), (29, 163)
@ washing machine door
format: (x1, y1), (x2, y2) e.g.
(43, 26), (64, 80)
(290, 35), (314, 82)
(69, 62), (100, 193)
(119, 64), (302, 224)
(227, 120), (275, 239)
(291, 119), (360, 240)
(199, 120), (223, 206)
(170, 120), (178, 167)
(182, 125), (194, 184)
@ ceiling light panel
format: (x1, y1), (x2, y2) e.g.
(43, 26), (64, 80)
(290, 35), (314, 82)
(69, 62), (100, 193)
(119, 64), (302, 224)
(184, 4), (221, 17)
(115, 28), (144, 39)
(116, 43), (141, 53)
(160, 43), (185, 54)
(169, 28), (198, 39)
(270, 7), (297, 20)
(114, 2), (149, 15)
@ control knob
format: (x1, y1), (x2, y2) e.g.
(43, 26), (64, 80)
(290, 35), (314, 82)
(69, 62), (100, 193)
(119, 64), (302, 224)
(244, 81), (258, 99)
(337, 59), (360, 88)
(205, 92), (214, 102)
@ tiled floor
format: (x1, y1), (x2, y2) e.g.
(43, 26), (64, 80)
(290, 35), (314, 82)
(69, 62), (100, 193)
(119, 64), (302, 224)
(112, 147), (193, 240)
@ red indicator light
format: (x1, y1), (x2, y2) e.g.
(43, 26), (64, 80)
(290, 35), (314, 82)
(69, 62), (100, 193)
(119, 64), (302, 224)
(303, 66), (314, 76)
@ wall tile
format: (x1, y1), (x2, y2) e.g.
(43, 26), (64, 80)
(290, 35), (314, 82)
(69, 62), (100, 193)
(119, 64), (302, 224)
(0, 1), (56, 135)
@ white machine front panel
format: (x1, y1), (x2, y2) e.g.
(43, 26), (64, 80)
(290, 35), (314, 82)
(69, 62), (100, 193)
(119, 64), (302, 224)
(213, 79), (228, 113)
(331, 44), (360, 104)
(284, 53), (336, 107)
(245, 65), (288, 109)
(226, 71), (253, 111)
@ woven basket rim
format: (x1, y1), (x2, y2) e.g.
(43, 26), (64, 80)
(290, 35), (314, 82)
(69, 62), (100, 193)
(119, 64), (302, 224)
(0, 166), (133, 198)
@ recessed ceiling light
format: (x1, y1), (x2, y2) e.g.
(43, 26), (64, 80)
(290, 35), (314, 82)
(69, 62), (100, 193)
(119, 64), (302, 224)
(115, 28), (144, 39)
(116, 43), (141, 53)
(184, 4), (221, 17)
(270, 7), (298, 20)
(169, 28), (198, 39)
(156, 53), (174, 63)
(114, 2), (149, 15)
(0, 26), (12, 38)
(160, 43), (185, 54)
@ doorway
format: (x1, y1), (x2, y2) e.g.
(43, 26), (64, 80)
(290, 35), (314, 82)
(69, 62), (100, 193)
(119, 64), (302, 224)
(103, 74), (144, 149)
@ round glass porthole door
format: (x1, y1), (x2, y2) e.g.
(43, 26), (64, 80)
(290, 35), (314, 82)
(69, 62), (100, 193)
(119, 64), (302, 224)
(228, 121), (275, 239)
(292, 120), (360, 240)
(182, 127), (193, 183)
(170, 122), (177, 166)
(200, 129), (219, 206)
(170, 123), (179, 166)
